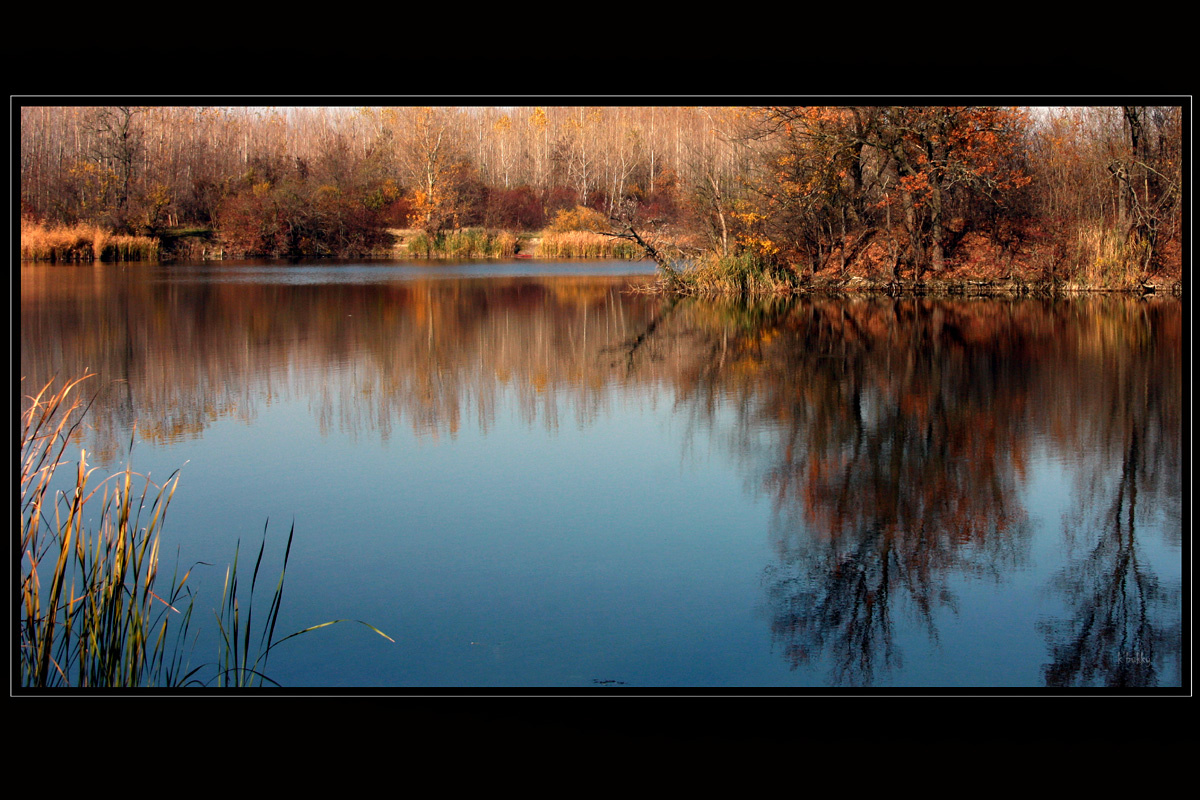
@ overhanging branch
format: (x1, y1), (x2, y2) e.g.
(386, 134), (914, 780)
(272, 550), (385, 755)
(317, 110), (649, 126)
(605, 218), (685, 287)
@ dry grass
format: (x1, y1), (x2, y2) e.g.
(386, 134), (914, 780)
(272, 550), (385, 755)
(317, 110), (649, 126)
(536, 231), (643, 260)
(1063, 223), (1152, 289)
(680, 251), (801, 295)
(405, 228), (519, 258)
(21, 220), (160, 263)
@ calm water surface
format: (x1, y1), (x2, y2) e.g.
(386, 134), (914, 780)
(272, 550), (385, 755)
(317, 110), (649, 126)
(19, 260), (1183, 689)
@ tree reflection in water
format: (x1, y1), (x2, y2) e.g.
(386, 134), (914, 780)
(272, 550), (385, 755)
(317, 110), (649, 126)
(1037, 301), (1182, 687)
(21, 267), (1180, 688)
(646, 295), (1179, 687)
(619, 296), (1040, 684)
(19, 269), (665, 465)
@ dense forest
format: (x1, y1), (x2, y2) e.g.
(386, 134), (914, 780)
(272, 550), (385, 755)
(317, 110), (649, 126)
(18, 105), (1184, 289)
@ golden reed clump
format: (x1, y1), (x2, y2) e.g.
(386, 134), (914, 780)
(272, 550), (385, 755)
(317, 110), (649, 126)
(404, 228), (519, 258)
(536, 231), (642, 259)
(21, 220), (159, 263)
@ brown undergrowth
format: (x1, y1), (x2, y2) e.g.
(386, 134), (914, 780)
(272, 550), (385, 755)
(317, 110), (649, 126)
(663, 223), (1182, 296)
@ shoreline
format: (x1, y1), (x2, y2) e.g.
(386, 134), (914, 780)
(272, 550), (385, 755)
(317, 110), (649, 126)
(22, 228), (1183, 298)
(630, 275), (1182, 298)
(21, 256), (1181, 298)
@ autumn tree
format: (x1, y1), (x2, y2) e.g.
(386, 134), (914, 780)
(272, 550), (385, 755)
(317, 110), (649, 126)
(736, 106), (1032, 277)
(86, 106), (147, 230)
(20, 106), (149, 230)
(1107, 106), (1181, 273)
(680, 107), (746, 259)
(1027, 106), (1182, 282)
(861, 106), (1032, 273)
(392, 106), (472, 235)
(737, 107), (866, 276)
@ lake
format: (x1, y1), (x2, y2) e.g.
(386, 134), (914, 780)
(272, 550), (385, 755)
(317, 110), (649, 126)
(19, 260), (1183, 690)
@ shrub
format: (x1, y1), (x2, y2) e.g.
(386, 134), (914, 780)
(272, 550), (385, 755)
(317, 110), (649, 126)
(484, 185), (545, 231)
(216, 179), (390, 258)
(546, 205), (609, 234)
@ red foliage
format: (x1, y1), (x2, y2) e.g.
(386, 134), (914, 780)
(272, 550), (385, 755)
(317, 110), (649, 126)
(639, 187), (680, 224)
(543, 186), (579, 216)
(484, 185), (545, 230)
(217, 178), (390, 257)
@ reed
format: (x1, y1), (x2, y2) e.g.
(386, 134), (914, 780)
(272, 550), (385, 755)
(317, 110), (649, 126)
(536, 231), (644, 260)
(210, 519), (380, 687)
(18, 374), (183, 687)
(684, 251), (799, 295)
(1065, 223), (1150, 289)
(21, 221), (160, 263)
(18, 375), (391, 689)
(406, 228), (518, 258)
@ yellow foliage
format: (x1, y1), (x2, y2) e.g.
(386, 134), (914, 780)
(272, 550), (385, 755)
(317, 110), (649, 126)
(736, 234), (781, 257)
(546, 206), (609, 233)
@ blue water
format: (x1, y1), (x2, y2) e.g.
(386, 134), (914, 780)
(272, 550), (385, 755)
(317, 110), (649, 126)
(19, 262), (1183, 690)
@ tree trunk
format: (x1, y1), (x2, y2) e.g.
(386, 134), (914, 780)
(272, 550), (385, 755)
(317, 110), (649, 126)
(900, 189), (924, 275)
(707, 173), (729, 258)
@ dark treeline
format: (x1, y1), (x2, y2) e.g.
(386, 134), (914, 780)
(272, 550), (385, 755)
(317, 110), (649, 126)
(19, 105), (1183, 286)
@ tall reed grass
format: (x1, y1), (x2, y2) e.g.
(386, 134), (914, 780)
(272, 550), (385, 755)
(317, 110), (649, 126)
(19, 375), (391, 689)
(21, 221), (160, 263)
(406, 228), (518, 258)
(1064, 223), (1151, 289)
(683, 251), (800, 295)
(536, 231), (644, 260)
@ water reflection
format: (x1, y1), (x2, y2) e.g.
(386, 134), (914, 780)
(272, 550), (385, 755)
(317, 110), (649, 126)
(644, 298), (1044, 684)
(19, 265), (1182, 688)
(20, 267), (663, 462)
(1036, 301), (1182, 687)
(622, 295), (1180, 686)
